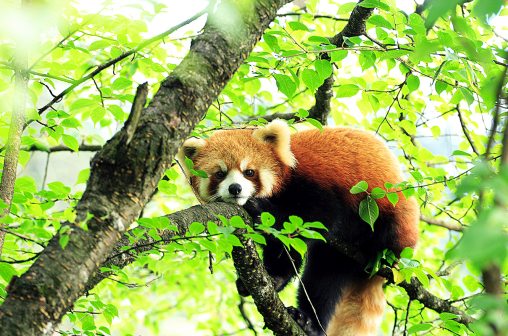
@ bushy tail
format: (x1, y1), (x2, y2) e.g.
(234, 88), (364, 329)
(326, 275), (386, 336)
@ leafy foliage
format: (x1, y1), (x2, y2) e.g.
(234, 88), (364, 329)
(1, 0), (508, 335)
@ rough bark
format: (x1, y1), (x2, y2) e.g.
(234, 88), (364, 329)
(377, 268), (474, 326)
(307, 0), (374, 124)
(232, 234), (307, 336)
(0, 0), (291, 334)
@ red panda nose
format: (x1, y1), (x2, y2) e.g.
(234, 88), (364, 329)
(229, 183), (242, 196)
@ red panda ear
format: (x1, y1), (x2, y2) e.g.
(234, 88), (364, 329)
(252, 120), (297, 168)
(176, 137), (207, 176)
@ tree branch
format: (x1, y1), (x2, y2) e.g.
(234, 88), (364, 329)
(86, 202), (475, 331)
(420, 215), (463, 232)
(0, 0), (30, 259)
(0, 0), (293, 334)
(20, 144), (103, 153)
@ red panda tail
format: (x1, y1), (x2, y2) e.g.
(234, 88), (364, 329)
(326, 275), (386, 336)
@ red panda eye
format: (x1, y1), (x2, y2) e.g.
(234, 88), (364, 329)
(244, 169), (255, 177)
(215, 171), (227, 179)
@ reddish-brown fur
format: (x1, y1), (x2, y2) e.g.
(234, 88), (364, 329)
(181, 123), (419, 336)
(290, 127), (419, 252)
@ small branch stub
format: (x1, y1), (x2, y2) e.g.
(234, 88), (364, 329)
(125, 82), (149, 145)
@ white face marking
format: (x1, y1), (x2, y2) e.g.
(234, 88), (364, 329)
(218, 160), (227, 172)
(240, 158), (249, 171)
(217, 169), (256, 205)
(198, 177), (211, 202)
(258, 167), (276, 197)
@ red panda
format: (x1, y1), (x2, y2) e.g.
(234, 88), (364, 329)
(177, 120), (419, 336)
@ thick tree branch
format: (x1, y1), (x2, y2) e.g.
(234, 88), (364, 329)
(0, 0), (292, 334)
(89, 203), (474, 330)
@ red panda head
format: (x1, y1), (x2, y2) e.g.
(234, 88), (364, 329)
(177, 120), (297, 205)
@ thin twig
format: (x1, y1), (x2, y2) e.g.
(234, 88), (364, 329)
(174, 159), (203, 205)
(456, 105), (479, 155)
(283, 245), (327, 336)
(404, 300), (411, 336)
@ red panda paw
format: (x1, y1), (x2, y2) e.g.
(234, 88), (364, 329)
(287, 307), (321, 336)
(235, 278), (250, 297)
(242, 198), (275, 222)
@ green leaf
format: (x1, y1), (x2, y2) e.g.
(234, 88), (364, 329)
(359, 0), (390, 11)
(112, 77), (133, 91)
(263, 34), (280, 52)
(408, 13), (426, 35)
(25, 108), (42, 121)
(399, 120), (416, 134)
(452, 150), (471, 157)
(407, 74), (420, 92)
(245, 233), (266, 245)
(303, 222), (327, 230)
(440, 312), (459, 321)
(401, 247), (414, 259)
(261, 212), (275, 227)
(59, 234), (70, 250)
(306, 118), (323, 132)
(227, 234), (243, 247)
(288, 21), (309, 31)
(366, 15), (393, 29)
(413, 267), (430, 287)
(273, 74), (296, 98)
(463, 274), (480, 292)
(75, 168), (90, 185)
(71, 98), (96, 110)
(57, 17), (71, 37)
(158, 180), (177, 195)
(359, 196), (379, 230)
(330, 50), (348, 62)
(314, 60), (332, 81)
(301, 69), (322, 92)
(189, 222), (205, 235)
(291, 238), (307, 257)
(17, 151), (30, 168)
(108, 105), (125, 121)
(230, 216), (246, 228)
(386, 192), (399, 207)
(89, 40), (111, 51)
(0, 263), (17, 282)
(371, 187), (386, 199)
(283, 221), (297, 234)
(408, 324), (433, 334)
(425, 0), (463, 29)
(336, 84), (359, 98)
(245, 56), (270, 66)
(62, 134), (79, 152)
(350, 181), (368, 194)
(190, 169), (208, 178)
(61, 117), (82, 129)
(307, 36), (330, 44)
(472, 0), (503, 27)
(460, 87), (475, 106)
(91, 106), (106, 125)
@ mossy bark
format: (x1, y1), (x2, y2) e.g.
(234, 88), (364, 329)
(0, 0), (291, 334)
